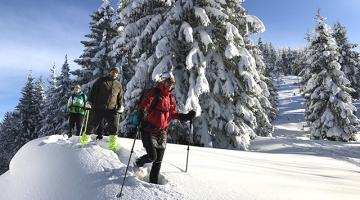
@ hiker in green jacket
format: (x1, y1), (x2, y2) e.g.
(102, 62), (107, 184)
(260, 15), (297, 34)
(67, 84), (88, 138)
(80, 67), (123, 151)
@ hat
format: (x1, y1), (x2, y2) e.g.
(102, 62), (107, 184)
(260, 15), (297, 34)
(74, 84), (81, 89)
(160, 71), (175, 83)
(110, 67), (120, 73)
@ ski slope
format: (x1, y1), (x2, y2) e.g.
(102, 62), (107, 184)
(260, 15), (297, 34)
(1, 75), (360, 200)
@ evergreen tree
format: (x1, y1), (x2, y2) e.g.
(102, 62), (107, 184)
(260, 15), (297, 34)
(33, 77), (46, 133)
(16, 71), (37, 142)
(249, 42), (278, 121)
(53, 55), (73, 133)
(39, 65), (58, 137)
(303, 13), (360, 141)
(73, 0), (116, 85)
(118, 0), (211, 141)
(0, 111), (22, 174)
(333, 22), (360, 99)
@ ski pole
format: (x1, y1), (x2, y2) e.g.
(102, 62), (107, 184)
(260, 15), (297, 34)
(185, 120), (193, 172)
(80, 109), (90, 137)
(117, 127), (139, 198)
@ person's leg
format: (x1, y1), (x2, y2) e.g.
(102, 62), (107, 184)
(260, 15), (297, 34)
(80, 110), (102, 144)
(105, 111), (120, 151)
(68, 114), (75, 137)
(75, 113), (84, 136)
(135, 133), (157, 167)
(149, 148), (165, 184)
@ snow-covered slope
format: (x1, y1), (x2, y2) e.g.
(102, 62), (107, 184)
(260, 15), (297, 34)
(1, 75), (360, 200)
(251, 76), (360, 166)
(1, 133), (360, 200)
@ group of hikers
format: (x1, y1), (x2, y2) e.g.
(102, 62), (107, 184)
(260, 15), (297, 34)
(66, 67), (195, 184)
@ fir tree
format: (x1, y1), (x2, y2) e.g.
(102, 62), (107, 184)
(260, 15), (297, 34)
(0, 111), (22, 174)
(119, 0), (274, 150)
(16, 71), (37, 142)
(333, 22), (360, 99)
(53, 55), (73, 133)
(73, 0), (117, 85)
(39, 65), (58, 137)
(33, 77), (46, 133)
(303, 13), (360, 141)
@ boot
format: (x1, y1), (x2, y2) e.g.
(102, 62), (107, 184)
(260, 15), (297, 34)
(96, 134), (103, 140)
(80, 133), (91, 145)
(108, 135), (120, 152)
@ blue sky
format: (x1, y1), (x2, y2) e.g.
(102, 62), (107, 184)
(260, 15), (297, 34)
(1, 0), (360, 121)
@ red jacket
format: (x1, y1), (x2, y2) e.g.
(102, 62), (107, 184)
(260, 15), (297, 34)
(139, 83), (180, 133)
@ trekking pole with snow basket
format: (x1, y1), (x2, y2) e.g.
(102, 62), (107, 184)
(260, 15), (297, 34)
(116, 127), (139, 198)
(185, 120), (193, 172)
(80, 110), (90, 137)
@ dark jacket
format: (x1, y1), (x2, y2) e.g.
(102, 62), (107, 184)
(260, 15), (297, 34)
(88, 76), (122, 110)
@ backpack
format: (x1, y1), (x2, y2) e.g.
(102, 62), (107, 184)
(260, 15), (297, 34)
(71, 93), (86, 107)
(68, 93), (87, 114)
(129, 87), (174, 127)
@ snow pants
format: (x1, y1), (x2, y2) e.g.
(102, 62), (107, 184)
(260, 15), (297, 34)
(86, 109), (119, 136)
(69, 113), (84, 136)
(136, 131), (167, 184)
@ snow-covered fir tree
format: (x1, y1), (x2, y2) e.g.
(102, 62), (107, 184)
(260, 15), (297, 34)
(333, 22), (360, 99)
(257, 38), (278, 78)
(16, 71), (38, 143)
(0, 111), (22, 174)
(53, 55), (73, 133)
(119, 0), (211, 142)
(302, 13), (360, 141)
(257, 39), (279, 109)
(33, 77), (46, 133)
(120, 0), (275, 149)
(39, 65), (58, 137)
(249, 41), (277, 121)
(73, 0), (117, 86)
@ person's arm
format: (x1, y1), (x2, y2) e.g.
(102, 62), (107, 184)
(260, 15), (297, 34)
(67, 96), (73, 112)
(169, 95), (180, 120)
(116, 83), (123, 113)
(138, 89), (156, 116)
(88, 78), (101, 105)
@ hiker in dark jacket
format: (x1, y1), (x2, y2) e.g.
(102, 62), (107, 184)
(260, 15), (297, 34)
(67, 84), (88, 137)
(80, 67), (123, 151)
(134, 71), (196, 184)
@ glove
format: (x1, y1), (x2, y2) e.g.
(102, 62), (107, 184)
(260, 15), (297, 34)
(117, 105), (124, 114)
(179, 110), (196, 121)
(129, 112), (139, 127)
(84, 102), (92, 110)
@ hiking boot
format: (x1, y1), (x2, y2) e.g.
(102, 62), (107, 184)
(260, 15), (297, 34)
(108, 135), (120, 152)
(80, 133), (91, 145)
(96, 135), (103, 140)
(67, 132), (73, 138)
(133, 159), (144, 168)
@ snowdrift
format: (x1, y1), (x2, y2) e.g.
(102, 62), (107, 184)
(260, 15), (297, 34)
(1, 133), (360, 200)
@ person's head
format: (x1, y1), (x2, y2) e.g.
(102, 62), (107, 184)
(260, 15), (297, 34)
(160, 71), (175, 90)
(73, 85), (81, 93)
(109, 67), (120, 80)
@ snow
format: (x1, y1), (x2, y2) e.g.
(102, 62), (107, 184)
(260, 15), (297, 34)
(1, 75), (360, 200)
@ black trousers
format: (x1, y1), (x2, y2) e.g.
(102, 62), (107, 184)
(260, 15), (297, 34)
(86, 109), (119, 135)
(136, 132), (166, 184)
(69, 113), (84, 136)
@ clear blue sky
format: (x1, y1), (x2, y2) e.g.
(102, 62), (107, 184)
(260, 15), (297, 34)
(1, 0), (360, 121)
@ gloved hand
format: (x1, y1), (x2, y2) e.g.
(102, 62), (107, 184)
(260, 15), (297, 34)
(84, 102), (92, 110)
(117, 105), (124, 114)
(179, 110), (196, 121)
(129, 112), (139, 127)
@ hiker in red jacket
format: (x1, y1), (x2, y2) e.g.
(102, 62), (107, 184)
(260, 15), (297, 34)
(134, 71), (195, 184)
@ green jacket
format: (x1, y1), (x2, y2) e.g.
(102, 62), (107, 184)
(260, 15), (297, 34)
(88, 76), (123, 111)
(67, 92), (87, 115)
